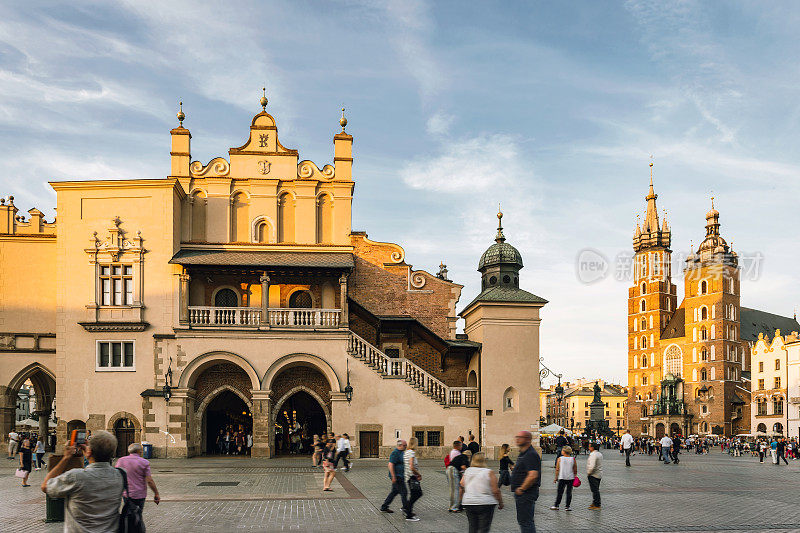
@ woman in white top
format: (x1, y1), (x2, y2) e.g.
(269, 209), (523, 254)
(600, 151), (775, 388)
(403, 437), (422, 521)
(460, 452), (503, 533)
(551, 445), (577, 511)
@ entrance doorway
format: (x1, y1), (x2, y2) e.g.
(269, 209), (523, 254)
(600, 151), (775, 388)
(655, 423), (665, 439)
(114, 418), (135, 457)
(204, 390), (252, 455)
(360, 431), (379, 458)
(274, 390), (326, 455)
(670, 423), (681, 437)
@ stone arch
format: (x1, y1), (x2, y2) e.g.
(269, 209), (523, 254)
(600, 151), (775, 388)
(107, 411), (142, 453)
(271, 385), (331, 433)
(251, 215), (276, 243)
(467, 370), (477, 388)
(194, 384), (253, 455)
(502, 386), (519, 412)
(262, 353), (341, 392)
(178, 351), (260, 390)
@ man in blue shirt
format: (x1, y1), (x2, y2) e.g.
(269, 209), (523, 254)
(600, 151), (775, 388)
(511, 431), (541, 533)
(380, 440), (409, 515)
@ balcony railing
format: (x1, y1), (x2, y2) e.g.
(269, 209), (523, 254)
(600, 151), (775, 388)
(187, 306), (341, 328)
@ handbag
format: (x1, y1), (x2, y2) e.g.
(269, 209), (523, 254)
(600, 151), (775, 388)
(408, 476), (422, 497)
(117, 468), (145, 533)
(15, 468), (27, 478)
(572, 476), (581, 488)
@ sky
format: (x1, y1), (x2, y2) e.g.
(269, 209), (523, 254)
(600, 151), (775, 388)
(1, 1), (799, 385)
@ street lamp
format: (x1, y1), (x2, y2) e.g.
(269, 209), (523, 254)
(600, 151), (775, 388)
(163, 357), (174, 402)
(344, 359), (353, 404)
(540, 357), (564, 426)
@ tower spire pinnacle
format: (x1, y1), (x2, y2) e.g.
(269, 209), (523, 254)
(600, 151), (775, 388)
(177, 101), (185, 126)
(260, 87), (268, 111)
(495, 204), (505, 243)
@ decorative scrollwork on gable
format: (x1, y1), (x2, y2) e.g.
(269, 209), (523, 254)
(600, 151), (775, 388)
(409, 271), (427, 289)
(190, 157), (231, 177)
(85, 217), (145, 263)
(298, 160), (335, 180)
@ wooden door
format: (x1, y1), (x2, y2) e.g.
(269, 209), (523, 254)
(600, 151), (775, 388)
(114, 418), (135, 457)
(655, 423), (665, 439)
(359, 431), (379, 458)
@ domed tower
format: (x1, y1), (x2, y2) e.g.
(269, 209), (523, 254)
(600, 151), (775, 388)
(460, 209), (547, 456)
(477, 211), (524, 292)
(683, 198), (742, 436)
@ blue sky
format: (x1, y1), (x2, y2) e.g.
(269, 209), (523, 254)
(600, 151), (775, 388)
(2, 1), (799, 384)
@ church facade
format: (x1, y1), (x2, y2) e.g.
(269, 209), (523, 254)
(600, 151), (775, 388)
(0, 95), (545, 458)
(626, 166), (799, 438)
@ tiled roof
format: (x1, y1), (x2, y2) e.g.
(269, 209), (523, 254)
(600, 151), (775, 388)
(661, 307), (685, 339)
(740, 307), (800, 342)
(460, 286), (547, 313)
(169, 249), (353, 268)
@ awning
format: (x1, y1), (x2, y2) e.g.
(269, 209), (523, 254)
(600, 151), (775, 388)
(169, 249), (353, 269)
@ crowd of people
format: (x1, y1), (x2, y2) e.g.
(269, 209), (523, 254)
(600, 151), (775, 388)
(213, 427), (253, 455)
(8, 430), (50, 488)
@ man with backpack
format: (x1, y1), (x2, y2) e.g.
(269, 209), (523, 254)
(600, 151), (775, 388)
(116, 442), (161, 525)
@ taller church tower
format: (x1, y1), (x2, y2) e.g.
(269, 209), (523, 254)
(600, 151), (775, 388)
(627, 163), (677, 433)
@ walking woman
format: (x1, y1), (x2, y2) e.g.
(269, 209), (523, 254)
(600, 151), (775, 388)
(312, 435), (323, 467)
(322, 441), (336, 491)
(34, 438), (46, 470)
(497, 443), (513, 489)
(18, 437), (33, 487)
(550, 445), (577, 511)
(403, 437), (422, 521)
(460, 452), (503, 533)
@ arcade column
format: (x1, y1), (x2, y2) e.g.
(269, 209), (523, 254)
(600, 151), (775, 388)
(251, 390), (271, 457)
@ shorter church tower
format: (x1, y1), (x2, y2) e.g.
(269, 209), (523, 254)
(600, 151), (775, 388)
(682, 200), (743, 435)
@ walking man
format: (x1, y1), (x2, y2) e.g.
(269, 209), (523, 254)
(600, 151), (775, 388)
(115, 442), (161, 524)
(660, 434), (673, 464)
(586, 441), (602, 510)
(446, 440), (463, 512)
(554, 430), (568, 467)
(511, 430), (541, 533)
(620, 429), (634, 467)
(776, 438), (788, 465)
(380, 440), (408, 514)
(466, 434), (480, 455)
(7, 430), (19, 460)
(335, 433), (352, 472)
(671, 434), (681, 464)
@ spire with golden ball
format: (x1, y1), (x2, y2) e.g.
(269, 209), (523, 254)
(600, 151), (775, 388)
(495, 204), (506, 243)
(260, 87), (268, 111)
(177, 101), (185, 126)
(340, 107), (348, 132)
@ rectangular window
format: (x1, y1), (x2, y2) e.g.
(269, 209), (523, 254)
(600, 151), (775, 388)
(775, 377), (781, 389)
(758, 379), (764, 390)
(427, 431), (441, 447)
(96, 341), (135, 371)
(99, 264), (134, 306)
(775, 359), (780, 370)
(414, 431), (425, 447)
(758, 361), (763, 372)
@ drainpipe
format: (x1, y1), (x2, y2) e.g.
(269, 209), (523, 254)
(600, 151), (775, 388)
(477, 347), (482, 449)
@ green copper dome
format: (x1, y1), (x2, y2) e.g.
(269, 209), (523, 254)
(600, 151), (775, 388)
(478, 241), (524, 271)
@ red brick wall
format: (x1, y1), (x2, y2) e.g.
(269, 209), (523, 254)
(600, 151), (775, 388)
(270, 366), (331, 411)
(193, 363), (253, 409)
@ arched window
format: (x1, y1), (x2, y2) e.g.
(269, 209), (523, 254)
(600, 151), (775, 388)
(700, 368), (707, 381)
(191, 190), (207, 241)
(288, 290), (313, 308)
(503, 387), (519, 412)
(214, 288), (238, 307)
(277, 192), (295, 242)
(641, 282), (646, 294)
(701, 347), (708, 361)
(230, 192), (250, 242)
(641, 318), (647, 330)
(773, 422), (783, 434)
(641, 336), (647, 349)
(646, 391), (652, 400)
(700, 326), (708, 341)
(641, 354), (648, 367)
(640, 299), (646, 312)
(700, 280), (707, 294)
(255, 220), (271, 243)
(664, 345), (682, 377)
(701, 306), (708, 320)
(773, 397), (784, 416)
(641, 405), (648, 417)
(316, 194), (333, 243)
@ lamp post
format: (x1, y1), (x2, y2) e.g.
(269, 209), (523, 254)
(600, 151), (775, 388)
(540, 357), (564, 426)
(344, 359), (353, 404)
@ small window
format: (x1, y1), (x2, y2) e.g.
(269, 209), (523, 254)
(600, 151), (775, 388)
(414, 431), (425, 446)
(427, 431), (441, 447)
(214, 288), (238, 307)
(758, 379), (765, 390)
(384, 348), (401, 358)
(489, 276), (497, 285)
(503, 275), (511, 284)
(775, 377), (781, 389)
(288, 290), (313, 308)
(700, 326), (708, 341)
(97, 341), (134, 371)
(775, 359), (780, 371)
(700, 280), (707, 294)
(702, 405), (707, 414)
(505, 397), (513, 408)
(641, 318), (647, 330)
(640, 300), (646, 312)
(758, 361), (763, 372)
(701, 307), (707, 320)
(641, 282), (646, 294)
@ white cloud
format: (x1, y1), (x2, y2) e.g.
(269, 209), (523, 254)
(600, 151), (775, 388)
(426, 111), (454, 136)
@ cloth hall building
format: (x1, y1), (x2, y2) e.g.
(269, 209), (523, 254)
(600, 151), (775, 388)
(0, 95), (546, 458)
(626, 169), (799, 438)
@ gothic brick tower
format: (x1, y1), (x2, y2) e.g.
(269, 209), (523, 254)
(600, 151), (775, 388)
(682, 200), (743, 435)
(627, 163), (677, 435)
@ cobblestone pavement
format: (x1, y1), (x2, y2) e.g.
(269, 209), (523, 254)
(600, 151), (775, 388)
(2, 449), (799, 532)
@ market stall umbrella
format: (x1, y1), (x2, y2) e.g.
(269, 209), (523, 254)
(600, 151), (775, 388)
(540, 423), (573, 436)
(15, 418), (39, 428)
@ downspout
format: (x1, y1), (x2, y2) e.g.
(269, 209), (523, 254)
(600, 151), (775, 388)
(478, 347), (482, 448)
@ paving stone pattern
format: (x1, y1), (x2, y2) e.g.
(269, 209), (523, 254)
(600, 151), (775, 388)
(2, 450), (799, 532)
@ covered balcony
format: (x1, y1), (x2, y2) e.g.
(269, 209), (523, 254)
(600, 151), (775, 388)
(170, 249), (353, 330)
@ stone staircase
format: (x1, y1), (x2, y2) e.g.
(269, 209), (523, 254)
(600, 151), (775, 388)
(347, 331), (478, 408)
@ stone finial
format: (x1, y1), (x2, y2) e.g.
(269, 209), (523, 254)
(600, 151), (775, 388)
(260, 87), (268, 111)
(177, 101), (185, 126)
(340, 107), (347, 132)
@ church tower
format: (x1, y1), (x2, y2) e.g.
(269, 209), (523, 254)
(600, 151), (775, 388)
(682, 200), (743, 435)
(627, 163), (677, 435)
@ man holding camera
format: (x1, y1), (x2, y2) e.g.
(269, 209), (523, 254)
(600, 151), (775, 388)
(41, 430), (124, 532)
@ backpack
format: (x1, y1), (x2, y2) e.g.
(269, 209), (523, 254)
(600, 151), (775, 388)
(444, 453), (451, 467)
(117, 467), (145, 533)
